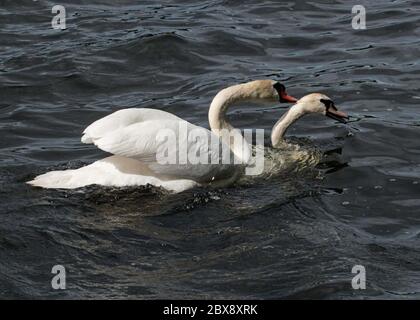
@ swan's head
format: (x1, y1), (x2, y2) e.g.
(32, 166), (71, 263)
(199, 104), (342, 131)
(244, 80), (297, 103)
(297, 93), (348, 123)
(272, 81), (298, 103)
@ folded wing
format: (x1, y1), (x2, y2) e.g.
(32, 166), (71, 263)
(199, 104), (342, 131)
(83, 110), (237, 182)
(81, 108), (182, 144)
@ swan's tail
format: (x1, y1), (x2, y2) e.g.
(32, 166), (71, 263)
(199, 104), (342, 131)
(27, 155), (155, 189)
(26, 156), (199, 193)
(27, 167), (96, 189)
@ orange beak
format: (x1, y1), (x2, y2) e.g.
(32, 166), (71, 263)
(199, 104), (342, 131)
(326, 107), (348, 123)
(280, 91), (298, 103)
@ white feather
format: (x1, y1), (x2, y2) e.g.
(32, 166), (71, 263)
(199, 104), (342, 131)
(29, 108), (243, 192)
(81, 108), (182, 144)
(27, 156), (200, 193)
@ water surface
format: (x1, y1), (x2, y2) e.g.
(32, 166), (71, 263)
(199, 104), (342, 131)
(1, 0), (420, 299)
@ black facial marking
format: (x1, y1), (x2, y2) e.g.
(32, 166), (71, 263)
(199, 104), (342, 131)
(273, 82), (288, 102)
(322, 98), (347, 123)
(273, 82), (285, 93)
(320, 98), (337, 110)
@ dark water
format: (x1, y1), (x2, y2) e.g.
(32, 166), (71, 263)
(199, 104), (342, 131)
(1, 0), (420, 299)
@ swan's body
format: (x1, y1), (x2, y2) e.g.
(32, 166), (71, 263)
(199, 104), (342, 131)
(28, 81), (347, 193)
(30, 109), (243, 193)
(81, 109), (239, 181)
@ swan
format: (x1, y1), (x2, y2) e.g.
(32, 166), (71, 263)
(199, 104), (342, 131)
(270, 93), (348, 148)
(28, 80), (298, 193)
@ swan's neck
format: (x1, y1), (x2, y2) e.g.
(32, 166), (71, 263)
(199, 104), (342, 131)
(208, 82), (264, 164)
(209, 81), (277, 130)
(208, 83), (246, 131)
(271, 103), (306, 148)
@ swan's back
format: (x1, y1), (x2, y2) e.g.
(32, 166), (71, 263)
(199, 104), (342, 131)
(81, 108), (182, 144)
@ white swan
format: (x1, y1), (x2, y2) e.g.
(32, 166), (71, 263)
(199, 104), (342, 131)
(270, 93), (348, 148)
(28, 80), (298, 193)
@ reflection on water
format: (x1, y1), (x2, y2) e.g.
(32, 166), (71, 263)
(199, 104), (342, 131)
(1, 0), (420, 299)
